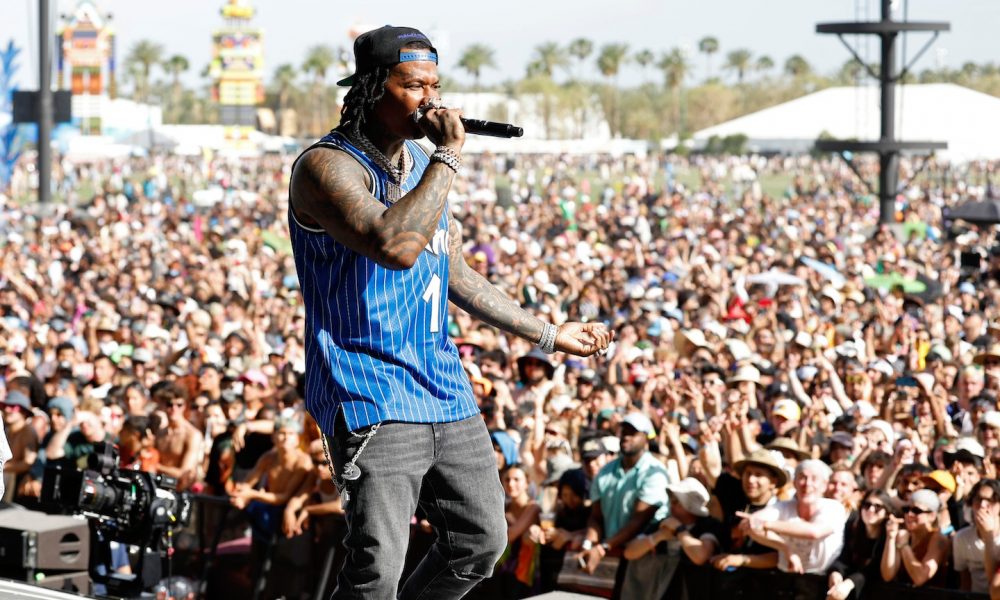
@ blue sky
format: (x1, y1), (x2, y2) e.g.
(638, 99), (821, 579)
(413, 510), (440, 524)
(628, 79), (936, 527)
(3, 0), (998, 89)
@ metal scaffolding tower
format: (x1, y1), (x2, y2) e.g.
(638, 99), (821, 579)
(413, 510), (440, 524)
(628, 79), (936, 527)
(814, 0), (949, 224)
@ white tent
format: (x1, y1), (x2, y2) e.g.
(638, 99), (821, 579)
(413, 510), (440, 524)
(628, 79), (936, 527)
(690, 83), (1000, 161)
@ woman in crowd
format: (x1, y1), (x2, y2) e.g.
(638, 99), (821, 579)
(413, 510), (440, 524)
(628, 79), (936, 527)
(881, 488), (950, 587)
(827, 489), (894, 600)
(478, 465), (542, 599)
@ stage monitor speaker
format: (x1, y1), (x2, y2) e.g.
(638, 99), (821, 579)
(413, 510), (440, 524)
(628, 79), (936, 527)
(0, 569), (90, 596)
(0, 510), (89, 572)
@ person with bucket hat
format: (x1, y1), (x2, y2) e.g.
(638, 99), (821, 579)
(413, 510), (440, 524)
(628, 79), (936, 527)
(708, 448), (786, 574)
(514, 347), (557, 407)
(287, 25), (613, 599)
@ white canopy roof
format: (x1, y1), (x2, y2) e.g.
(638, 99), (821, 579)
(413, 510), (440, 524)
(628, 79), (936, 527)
(691, 83), (1000, 161)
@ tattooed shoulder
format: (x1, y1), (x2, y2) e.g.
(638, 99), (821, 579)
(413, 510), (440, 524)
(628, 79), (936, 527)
(292, 147), (371, 218)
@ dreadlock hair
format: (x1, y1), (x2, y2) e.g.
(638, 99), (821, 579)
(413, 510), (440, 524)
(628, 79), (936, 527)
(338, 40), (434, 132)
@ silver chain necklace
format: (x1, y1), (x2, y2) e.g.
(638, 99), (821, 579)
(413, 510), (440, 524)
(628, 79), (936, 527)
(349, 126), (411, 203)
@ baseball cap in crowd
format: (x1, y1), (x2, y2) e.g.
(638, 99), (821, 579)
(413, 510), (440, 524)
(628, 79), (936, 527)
(909, 489), (942, 513)
(725, 339), (753, 363)
(959, 281), (977, 296)
(926, 345), (953, 363)
(848, 400), (878, 421)
(981, 411), (1000, 430)
(337, 26), (437, 86)
(772, 398), (801, 423)
(2, 390), (32, 413)
(829, 431), (855, 449)
(543, 453), (581, 485)
(46, 396), (75, 419)
(579, 368), (601, 386)
(131, 347), (153, 364)
(548, 394), (573, 414)
(728, 365), (761, 386)
(275, 415), (303, 434)
(666, 478), (711, 517)
(734, 448), (789, 487)
(860, 419), (895, 444)
(622, 412), (655, 437)
(944, 437), (986, 468)
(867, 359), (895, 377)
(600, 435), (621, 454)
(796, 365), (819, 381)
(921, 470), (957, 494)
(240, 369), (269, 387)
(581, 438), (609, 460)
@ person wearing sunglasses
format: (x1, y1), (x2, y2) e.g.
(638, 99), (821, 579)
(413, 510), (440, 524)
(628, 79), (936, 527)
(826, 490), (895, 600)
(881, 489), (950, 587)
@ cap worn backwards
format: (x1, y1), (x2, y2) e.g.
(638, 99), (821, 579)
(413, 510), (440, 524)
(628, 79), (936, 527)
(337, 25), (438, 86)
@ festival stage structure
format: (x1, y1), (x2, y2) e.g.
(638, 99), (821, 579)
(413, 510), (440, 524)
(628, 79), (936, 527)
(209, 0), (265, 153)
(56, 1), (115, 135)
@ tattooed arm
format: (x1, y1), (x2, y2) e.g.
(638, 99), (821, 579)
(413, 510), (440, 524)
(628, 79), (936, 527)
(446, 217), (546, 343)
(291, 147), (456, 270)
(446, 217), (613, 356)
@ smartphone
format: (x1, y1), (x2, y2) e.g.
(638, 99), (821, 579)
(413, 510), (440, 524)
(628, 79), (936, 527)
(895, 376), (918, 388)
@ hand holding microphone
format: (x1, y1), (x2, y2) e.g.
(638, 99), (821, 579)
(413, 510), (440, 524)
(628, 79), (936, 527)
(414, 98), (524, 140)
(414, 98), (466, 150)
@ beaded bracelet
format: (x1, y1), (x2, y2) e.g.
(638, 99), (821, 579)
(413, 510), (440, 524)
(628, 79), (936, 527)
(430, 146), (462, 173)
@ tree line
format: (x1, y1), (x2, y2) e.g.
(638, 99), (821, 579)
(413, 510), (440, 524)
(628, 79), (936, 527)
(114, 36), (1000, 141)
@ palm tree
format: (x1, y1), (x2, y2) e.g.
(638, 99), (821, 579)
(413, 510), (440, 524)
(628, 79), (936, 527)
(568, 38), (593, 81)
(302, 45), (336, 135)
(658, 48), (691, 135)
(784, 55), (812, 79)
(754, 55), (774, 79)
(724, 49), (752, 85)
(596, 43), (629, 136)
(837, 58), (864, 84)
(272, 63), (297, 131)
(531, 42), (569, 79)
(163, 54), (189, 122)
(698, 36), (719, 81)
(457, 44), (496, 92)
(125, 40), (164, 102)
(634, 49), (655, 83)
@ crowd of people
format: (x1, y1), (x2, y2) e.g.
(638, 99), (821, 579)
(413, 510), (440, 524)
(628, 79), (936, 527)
(1, 148), (999, 599)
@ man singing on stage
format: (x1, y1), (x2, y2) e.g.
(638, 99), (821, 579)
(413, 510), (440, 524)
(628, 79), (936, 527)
(287, 25), (613, 600)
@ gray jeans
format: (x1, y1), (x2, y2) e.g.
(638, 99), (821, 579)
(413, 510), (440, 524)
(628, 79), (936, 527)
(329, 413), (507, 600)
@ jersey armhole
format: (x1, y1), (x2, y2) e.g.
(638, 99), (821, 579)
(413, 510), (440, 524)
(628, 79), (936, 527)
(289, 143), (374, 235)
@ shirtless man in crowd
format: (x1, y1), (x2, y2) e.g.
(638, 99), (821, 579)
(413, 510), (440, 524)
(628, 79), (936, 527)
(153, 382), (202, 490)
(231, 417), (313, 598)
(231, 417), (312, 511)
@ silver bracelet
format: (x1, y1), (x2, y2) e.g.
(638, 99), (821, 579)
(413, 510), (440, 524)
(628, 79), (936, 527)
(538, 322), (558, 354)
(430, 146), (462, 173)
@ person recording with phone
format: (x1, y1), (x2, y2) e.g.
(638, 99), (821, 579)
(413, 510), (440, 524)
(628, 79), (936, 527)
(286, 25), (612, 600)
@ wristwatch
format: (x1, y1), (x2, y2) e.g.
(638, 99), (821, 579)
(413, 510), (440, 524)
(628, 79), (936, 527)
(674, 524), (690, 536)
(600, 542), (611, 552)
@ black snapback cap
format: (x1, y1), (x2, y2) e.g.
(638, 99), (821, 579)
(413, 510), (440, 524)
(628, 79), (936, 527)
(337, 25), (437, 86)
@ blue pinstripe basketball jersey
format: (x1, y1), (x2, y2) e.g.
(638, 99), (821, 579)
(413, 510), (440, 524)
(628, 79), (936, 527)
(288, 131), (478, 435)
